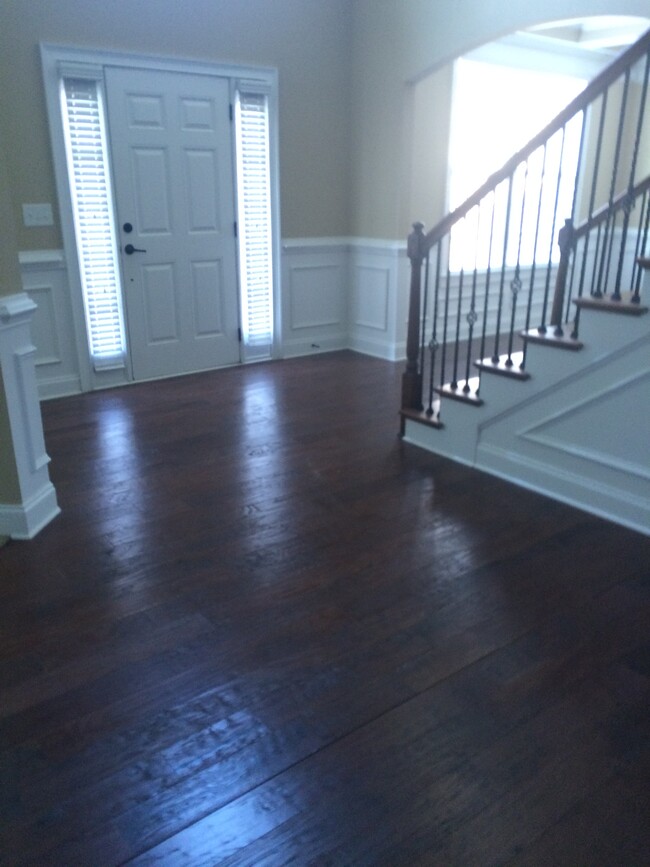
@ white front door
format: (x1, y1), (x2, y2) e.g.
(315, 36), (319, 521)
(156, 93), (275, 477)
(104, 67), (240, 381)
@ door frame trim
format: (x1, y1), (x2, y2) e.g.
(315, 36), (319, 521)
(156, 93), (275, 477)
(40, 42), (281, 391)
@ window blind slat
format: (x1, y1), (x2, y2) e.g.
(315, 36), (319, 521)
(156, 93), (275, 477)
(236, 91), (273, 346)
(62, 77), (126, 367)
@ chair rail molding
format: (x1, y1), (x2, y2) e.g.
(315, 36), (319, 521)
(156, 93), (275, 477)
(0, 293), (60, 539)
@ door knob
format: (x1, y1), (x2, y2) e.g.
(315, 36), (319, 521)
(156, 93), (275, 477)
(124, 244), (147, 254)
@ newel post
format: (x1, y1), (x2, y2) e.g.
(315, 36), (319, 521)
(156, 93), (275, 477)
(550, 218), (575, 335)
(401, 222), (426, 411)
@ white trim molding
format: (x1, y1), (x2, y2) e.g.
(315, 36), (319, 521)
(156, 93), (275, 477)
(281, 237), (407, 361)
(281, 238), (350, 358)
(0, 293), (60, 539)
(19, 249), (82, 399)
(19, 238), (410, 394)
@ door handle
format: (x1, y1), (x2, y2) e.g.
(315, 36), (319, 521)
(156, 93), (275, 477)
(124, 243), (147, 255)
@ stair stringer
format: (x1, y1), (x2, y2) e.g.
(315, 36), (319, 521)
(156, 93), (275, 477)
(402, 308), (650, 535)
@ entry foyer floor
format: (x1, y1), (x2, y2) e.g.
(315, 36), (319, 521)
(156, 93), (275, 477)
(1, 350), (649, 864)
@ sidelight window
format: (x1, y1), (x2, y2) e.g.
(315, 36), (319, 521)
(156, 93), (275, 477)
(60, 76), (126, 368)
(234, 88), (274, 348)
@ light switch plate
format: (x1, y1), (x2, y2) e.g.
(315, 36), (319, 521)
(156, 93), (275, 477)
(23, 203), (54, 227)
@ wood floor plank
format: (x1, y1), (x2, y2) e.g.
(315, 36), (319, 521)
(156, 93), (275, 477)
(1, 351), (648, 865)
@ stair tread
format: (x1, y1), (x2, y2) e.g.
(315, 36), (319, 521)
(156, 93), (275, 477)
(521, 327), (583, 351)
(475, 351), (530, 380)
(400, 402), (443, 429)
(574, 292), (648, 316)
(435, 377), (483, 406)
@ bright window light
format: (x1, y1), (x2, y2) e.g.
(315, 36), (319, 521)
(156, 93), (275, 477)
(235, 90), (274, 347)
(448, 58), (587, 271)
(60, 77), (126, 368)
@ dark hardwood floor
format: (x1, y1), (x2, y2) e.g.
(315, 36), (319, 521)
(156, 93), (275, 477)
(1, 350), (649, 866)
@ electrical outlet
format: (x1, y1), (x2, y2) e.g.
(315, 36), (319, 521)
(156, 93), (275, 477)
(23, 203), (54, 227)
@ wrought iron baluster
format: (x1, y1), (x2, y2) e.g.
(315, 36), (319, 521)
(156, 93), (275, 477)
(419, 251), (430, 386)
(615, 54), (650, 297)
(492, 176), (514, 362)
(588, 91), (609, 301)
(440, 239), (452, 391)
(591, 223), (603, 297)
(523, 145), (548, 366)
(464, 205), (482, 388)
(451, 261), (465, 390)
(426, 242), (442, 416)
(604, 68), (631, 300)
(540, 127), (567, 333)
(570, 109), (588, 224)
(479, 191), (497, 366)
(633, 191), (650, 304)
(506, 161), (529, 366)
(565, 238), (578, 323)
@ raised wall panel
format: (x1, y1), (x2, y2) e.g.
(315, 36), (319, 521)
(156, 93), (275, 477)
(26, 284), (61, 366)
(290, 264), (343, 329)
(281, 242), (348, 357)
(353, 265), (389, 330)
(348, 241), (403, 361)
(20, 251), (81, 399)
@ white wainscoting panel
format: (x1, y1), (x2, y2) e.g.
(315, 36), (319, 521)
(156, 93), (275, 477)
(20, 250), (81, 399)
(281, 240), (349, 357)
(21, 240), (407, 389)
(349, 239), (405, 361)
(0, 294), (60, 538)
(281, 238), (406, 361)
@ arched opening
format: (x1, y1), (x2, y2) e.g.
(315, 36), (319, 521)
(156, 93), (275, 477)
(408, 15), (650, 234)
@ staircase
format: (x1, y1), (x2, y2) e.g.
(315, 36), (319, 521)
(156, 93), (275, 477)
(400, 30), (650, 536)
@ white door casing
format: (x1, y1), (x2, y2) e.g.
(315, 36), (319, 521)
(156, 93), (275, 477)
(104, 66), (241, 381)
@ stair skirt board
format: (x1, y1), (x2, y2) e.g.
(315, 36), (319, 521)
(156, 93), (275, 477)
(403, 418), (649, 537)
(476, 445), (650, 538)
(403, 305), (650, 536)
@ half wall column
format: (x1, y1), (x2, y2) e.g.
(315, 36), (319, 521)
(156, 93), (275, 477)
(0, 294), (60, 539)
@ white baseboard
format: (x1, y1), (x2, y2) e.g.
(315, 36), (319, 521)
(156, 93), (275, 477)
(477, 443), (650, 537)
(0, 483), (61, 540)
(38, 374), (83, 401)
(281, 333), (349, 359)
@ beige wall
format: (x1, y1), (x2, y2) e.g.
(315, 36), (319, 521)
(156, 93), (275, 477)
(0, 0), (353, 248)
(2, 0), (648, 251)
(350, 0), (650, 240)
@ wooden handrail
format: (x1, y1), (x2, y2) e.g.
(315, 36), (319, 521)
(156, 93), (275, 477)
(422, 28), (650, 253)
(573, 174), (650, 241)
(401, 28), (650, 422)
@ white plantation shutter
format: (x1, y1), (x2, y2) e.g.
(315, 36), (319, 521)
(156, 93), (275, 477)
(235, 90), (274, 346)
(61, 77), (126, 367)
